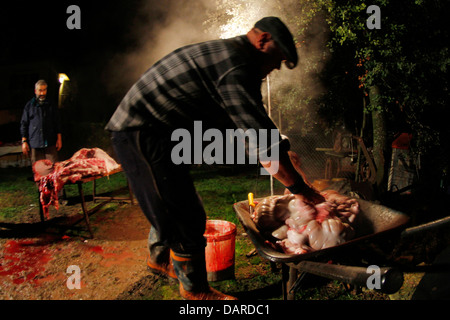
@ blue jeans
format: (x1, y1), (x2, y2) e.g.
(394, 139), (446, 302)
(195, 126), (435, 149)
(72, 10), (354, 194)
(110, 128), (207, 256)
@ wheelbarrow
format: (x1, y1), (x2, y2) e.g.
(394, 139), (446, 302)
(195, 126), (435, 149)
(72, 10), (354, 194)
(233, 196), (450, 299)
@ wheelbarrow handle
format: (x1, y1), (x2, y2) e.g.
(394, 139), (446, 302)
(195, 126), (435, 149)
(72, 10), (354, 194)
(295, 261), (404, 294)
(401, 215), (450, 238)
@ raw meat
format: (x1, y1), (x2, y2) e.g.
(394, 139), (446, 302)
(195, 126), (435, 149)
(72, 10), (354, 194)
(271, 225), (289, 240)
(251, 191), (359, 255)
(33, 148), (121, 219)
(303, 218), (353, 250)
(322, 190), (360, 223)
(253, 194), (293, 232)
(285, 198), (320, 231)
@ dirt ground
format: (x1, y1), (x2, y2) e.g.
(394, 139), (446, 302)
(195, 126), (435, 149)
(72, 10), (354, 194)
(0, 200), (275, 301)
(0, 203), (156, 300)
(1, 195), (448, 301)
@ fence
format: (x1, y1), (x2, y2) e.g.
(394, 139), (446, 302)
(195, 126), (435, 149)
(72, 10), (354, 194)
(287, 133), (332, 181)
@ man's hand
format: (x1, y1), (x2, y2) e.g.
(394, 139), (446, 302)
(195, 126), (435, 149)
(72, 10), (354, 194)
(261, 148), (325, 205)
(293, 187), (325, 205)
(285, 184), (325, 205)
(22, 142), (30, 156)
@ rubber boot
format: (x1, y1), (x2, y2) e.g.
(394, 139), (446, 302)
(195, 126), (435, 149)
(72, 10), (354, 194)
(146, 254), (177, 279)
(170, 250), (237, 300)
(146, 227), (177, 279)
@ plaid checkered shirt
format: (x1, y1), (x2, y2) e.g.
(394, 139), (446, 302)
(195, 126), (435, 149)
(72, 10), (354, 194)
(105, 35), (283, 137)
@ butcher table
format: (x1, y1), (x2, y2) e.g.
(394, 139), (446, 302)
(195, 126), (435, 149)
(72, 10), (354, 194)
(40, 167), (134, 238)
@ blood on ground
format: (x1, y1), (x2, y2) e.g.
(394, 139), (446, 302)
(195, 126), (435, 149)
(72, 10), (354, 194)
(0, 239), (53, 285)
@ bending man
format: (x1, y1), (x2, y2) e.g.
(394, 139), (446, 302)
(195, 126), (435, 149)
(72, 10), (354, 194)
(106, 17), (323, 300)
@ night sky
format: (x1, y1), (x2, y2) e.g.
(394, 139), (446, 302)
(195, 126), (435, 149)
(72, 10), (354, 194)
(0, 0), (211, 122)
(3, 1), (144, 63)
(0, 1), (131, 116)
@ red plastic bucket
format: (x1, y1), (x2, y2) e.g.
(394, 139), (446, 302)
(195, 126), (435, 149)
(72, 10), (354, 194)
(204, 220), (236, 281)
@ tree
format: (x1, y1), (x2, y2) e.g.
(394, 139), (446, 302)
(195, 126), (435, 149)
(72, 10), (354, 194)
(202, 0), (450, 191)
(308, 0), (450, 191)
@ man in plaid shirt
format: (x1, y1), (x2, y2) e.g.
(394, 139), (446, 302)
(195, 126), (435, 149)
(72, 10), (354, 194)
(106, 17), (324, 300)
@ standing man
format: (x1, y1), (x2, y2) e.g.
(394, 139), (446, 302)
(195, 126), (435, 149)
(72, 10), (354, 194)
(20, 79), (62, 164)
(106, 17), (324, 300)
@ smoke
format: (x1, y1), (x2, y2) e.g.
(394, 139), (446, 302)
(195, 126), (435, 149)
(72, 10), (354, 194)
(103, 0), (213, 98)
(103, 0), (330, 134)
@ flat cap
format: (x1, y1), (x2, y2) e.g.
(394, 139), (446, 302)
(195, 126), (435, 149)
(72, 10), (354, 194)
(254, 16), (298, 69)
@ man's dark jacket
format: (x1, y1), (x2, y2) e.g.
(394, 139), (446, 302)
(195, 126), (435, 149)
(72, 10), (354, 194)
(20, 97), (61, 149)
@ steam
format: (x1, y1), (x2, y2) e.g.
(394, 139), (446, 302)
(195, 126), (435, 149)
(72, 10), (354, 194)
(103, 0), (212, 98)
(104, 0), (330, 134)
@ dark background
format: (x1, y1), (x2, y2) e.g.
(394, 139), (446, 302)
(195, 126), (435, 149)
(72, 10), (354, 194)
(1, 0), (155, 118)
(0, 0), (209, 156)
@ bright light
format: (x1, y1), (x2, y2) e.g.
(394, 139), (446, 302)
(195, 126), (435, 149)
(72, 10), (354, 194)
(58, 73), (70, 84)
(218, 3), (262, 39)
(58, 73), (70, 108)
(219, 10), (253, 38)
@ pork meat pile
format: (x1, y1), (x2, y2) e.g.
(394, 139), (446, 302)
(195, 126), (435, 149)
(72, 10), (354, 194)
(251, 191), (359, 255)
(33, 148), (121, 219)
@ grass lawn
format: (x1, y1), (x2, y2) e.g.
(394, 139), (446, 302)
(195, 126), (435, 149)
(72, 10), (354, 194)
(0, 165), (416, 300)
(0, 164), (283, 221)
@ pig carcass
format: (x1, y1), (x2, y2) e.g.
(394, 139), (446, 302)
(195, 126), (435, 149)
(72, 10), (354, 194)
(252, 194), (293, 232)
(252, 191), (359, 255)
(33, 148), (121, 219)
